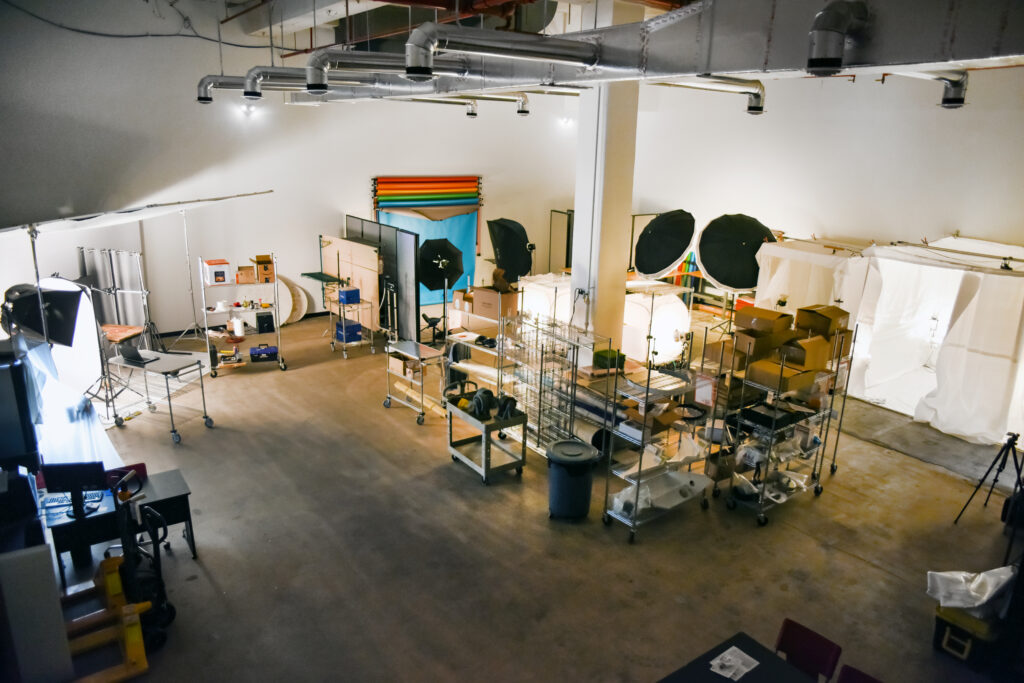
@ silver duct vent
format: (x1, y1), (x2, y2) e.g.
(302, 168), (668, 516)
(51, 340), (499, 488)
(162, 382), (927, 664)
(893, 70), (969, 109)
(807, 1), (869, 76)
(306, 47), (470, 94)
(654, 75), (765, 114)
(198, 76), (246, 103)
(243, 65), (386, 100)
(405, 23), (601, 81)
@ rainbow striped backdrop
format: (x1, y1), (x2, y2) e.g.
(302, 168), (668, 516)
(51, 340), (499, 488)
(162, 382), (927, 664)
(373, 176), (481, 209)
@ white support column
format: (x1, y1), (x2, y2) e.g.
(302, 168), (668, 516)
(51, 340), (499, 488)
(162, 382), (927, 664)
(570, 0), (643, 346)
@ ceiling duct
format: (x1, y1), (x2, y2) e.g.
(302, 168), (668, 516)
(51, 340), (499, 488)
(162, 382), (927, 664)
(806, 0), (869, 76)
(205, 1), (1023, 108)
(306, 48), (470, 93)
(405, 22), (601, 81)
(197, 75), (246, 103)
(243, 65), (387, 99)
(891, 70), (969, 108)
(653, 75), (765, 114)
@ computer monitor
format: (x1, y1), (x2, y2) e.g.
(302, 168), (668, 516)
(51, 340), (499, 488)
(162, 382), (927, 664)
(0, 343), (40, 473)
(41, 462), (107, 520)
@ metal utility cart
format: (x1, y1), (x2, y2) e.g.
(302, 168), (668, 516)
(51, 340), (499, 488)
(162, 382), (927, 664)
(327, 283), (375, 358)
(384, 339), (443, 425)
(199, 253), (287, 376)
(445, 399), (527, 485)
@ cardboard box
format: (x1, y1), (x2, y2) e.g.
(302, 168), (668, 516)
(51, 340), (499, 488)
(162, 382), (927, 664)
(203, 259), (231, 286)
(734, 307), (794, 333)
(777, 335), (831, 370)
(471, 287), (518, 321)
(452, 289), (473, 313)
(795, 304), (849, 336)
(733, 328), (798, 361)
(828, 328), (853, 358)
(703, 340), (747, 372)
(235, 266), (256, 284)
(388, 354), (405, 376)
(745, 360), (817, 393)
(254, 255), (276, 283)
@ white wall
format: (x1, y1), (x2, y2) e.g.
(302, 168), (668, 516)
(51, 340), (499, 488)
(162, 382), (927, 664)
(2, 1), (1022, 337)
(633, 69), (1024, 246)
(0, 1), (578, 333)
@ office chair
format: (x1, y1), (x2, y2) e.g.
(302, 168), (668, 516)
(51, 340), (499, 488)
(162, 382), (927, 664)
(421, 313), (443, 345)
(836, 664), (883, 683)
(775, 618), (843, 682)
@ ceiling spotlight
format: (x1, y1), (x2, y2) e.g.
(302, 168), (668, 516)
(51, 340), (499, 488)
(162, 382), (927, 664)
(241, 103), (257, 116)
(465, 101), (478, 119)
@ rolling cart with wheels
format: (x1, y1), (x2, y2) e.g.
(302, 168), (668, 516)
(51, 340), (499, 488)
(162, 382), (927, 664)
(445, 400), (527, 485)
(384, 339), (443, 425)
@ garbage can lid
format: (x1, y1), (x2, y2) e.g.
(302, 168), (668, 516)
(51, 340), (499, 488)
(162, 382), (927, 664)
(546, 439), (599, 464)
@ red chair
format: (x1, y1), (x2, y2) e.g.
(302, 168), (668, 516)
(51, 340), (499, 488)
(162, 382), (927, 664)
(836, 664), (883, 683)
(775, 618), (843, 682)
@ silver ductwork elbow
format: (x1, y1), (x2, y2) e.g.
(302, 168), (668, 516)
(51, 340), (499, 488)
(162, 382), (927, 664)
(892, 70), (969, 108)
(405, 22), (599, 81)
(654, 75), (765, 114)
(515, 93), (529, 116)
(197, 75), (246, 103)
(807, 1), (868, 76)
(245, 66), (307, 100)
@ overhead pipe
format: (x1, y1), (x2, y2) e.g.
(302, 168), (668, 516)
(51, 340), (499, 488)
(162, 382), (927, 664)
(891, 70), (968, 108)
(806, 1), (869, 76)
(405, 98), (480, 118)
(306, 47), (470, 94)
(405, 22), (600, 81)
(243, 65), (388, 99)
(653, 74), (765, 114)
(198, 75), (246, 103)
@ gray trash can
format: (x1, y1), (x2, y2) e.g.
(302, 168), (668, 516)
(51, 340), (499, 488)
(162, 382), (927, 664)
(546, 440), (600, 519)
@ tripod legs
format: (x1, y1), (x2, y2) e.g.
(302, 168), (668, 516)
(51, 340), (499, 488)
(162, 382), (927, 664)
(954, 436), (1022, 525)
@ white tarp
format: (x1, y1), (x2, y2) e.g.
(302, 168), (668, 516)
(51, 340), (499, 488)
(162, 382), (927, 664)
(754, 236), (1024, 444)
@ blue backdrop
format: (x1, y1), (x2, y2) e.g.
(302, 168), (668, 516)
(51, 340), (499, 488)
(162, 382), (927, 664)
(378, 211), (477, 305)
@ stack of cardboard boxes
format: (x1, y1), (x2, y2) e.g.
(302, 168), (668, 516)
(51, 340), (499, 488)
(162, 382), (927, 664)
(451, 286), (518, 333)
(709, 304), (851, 394)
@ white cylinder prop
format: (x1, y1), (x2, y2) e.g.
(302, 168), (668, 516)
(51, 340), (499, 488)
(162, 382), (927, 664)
(231, 318), (245, 336)
(518, 273), (572, 322)
(621, 293), (690, 362)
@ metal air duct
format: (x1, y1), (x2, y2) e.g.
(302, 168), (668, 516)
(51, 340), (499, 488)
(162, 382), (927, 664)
(405, 22), (601, 81)
(654, 75), (765, 114)
(892, 70), (969, 109)
(306, 47), (470, 93)
(807, 1), (869, 76)
(197, 76), (246, 103)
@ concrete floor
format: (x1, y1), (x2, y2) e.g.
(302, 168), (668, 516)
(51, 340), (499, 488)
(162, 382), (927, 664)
(96, 317), (1010, 682)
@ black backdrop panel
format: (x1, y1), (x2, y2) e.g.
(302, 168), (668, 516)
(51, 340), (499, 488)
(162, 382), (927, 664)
(344, 215), (419, 341)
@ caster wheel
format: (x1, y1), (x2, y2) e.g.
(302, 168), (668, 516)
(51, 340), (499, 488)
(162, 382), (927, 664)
(416, 414), (424, 425)
(452, 454), (458, 462)
(204, 416), (214, 428)
(811, 471), (819, 482)
(114, 416), (125, 427)
(602, 514), (612, 526)
(331, 343), (336, 352)
(712, 487), (721, 498)
(148, 404), (157, 413)
(210, 369), (217, 378)
(757, 514), (769, 527)
(343, 352), (348, 359)
(830, 463), (838, 474)
(164, 542), (171, 551)
(726, 498), (737, 510)
(701, 498), (709, 510)
(171, 431), (181, 445)
(383, 398), (391, 409)
(515, 467), (523, 477)
(280, 362), (287, 371)
(370, 347), (376, 354)
(814, 484), (823, 496)
(481, 478), (489, 486)
(498, 432), (507, 440)
(628, 532), (636, 544)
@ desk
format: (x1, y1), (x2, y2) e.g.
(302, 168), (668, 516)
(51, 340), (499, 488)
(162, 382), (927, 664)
(44, 469), (198, 589)
(657, 632), (813, 683)
(108, 351), (213, 443)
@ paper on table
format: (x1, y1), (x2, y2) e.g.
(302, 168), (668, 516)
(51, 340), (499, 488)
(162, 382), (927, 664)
(710, 646), (759, 680)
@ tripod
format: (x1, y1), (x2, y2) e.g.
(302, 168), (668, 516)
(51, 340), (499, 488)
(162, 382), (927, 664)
(955, 433), (1021, 525)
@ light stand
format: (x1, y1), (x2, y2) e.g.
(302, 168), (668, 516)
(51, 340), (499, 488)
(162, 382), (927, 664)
(434, 256), (450, 344)
(954, 432), (1023, 563)
(172, 210), (204, 348)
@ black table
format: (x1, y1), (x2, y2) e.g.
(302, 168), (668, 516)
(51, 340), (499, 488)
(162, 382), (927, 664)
(43, 469), (197, 588)
(657, 632), (813, 683)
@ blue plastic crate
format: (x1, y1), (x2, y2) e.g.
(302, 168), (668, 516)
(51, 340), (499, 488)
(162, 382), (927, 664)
(335, 319), (362, 343)
(337, 287), (360, 304)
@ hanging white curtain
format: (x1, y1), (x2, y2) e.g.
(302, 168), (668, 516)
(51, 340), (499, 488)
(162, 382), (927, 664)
(754, 241), (869, 319)
(915, 266), (1024, 444)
